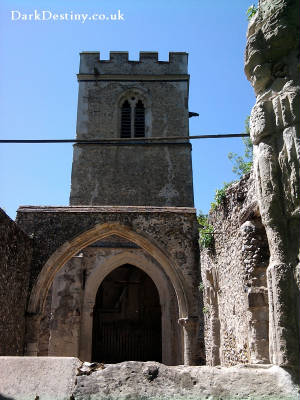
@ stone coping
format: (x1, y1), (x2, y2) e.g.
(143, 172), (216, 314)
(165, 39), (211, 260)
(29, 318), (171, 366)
(17, 205), (197, 214)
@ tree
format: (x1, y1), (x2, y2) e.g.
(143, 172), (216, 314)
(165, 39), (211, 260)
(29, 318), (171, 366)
(228, 116), (253, 178)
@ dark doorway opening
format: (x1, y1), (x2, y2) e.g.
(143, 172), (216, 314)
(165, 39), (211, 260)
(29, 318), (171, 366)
(92, 264), (162, 363)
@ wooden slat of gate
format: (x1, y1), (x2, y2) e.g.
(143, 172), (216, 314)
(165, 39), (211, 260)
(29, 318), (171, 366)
(94, 322), (161, 363)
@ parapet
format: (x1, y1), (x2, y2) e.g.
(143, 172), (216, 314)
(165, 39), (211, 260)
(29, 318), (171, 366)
(79, 51), (188, 75)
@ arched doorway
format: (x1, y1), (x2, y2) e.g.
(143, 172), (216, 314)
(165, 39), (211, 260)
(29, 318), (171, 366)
(26, 223), (191, 364)
(92, 264), (162, 363)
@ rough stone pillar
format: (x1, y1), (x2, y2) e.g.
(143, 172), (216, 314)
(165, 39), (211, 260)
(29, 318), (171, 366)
(208, 288), (221, 366)
(48, 256), (83, 357)
(267, 262), (299, 366)
(247, 288), (270, 364)
(245, 0), (300, 367)
(178, 317), (199, 365)
(25, 313), (42, 356)
(79, 302), (94, 362)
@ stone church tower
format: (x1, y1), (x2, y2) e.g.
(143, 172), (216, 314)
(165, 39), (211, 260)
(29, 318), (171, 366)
(69, 51), (194, 207)
(15, 52), (203, 366)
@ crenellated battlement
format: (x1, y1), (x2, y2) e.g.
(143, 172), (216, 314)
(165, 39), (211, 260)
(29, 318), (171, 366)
(79, 51), (188, 75)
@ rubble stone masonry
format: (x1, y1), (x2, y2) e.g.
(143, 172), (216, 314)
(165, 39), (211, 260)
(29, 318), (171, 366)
(201, 174), (270, 366)
(0, 209), (32, 355)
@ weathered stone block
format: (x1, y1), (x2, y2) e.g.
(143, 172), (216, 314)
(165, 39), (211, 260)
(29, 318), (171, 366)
(0, 358), (299, 399)
(250, 101), (275, 144)
(0, 356), (81, 400)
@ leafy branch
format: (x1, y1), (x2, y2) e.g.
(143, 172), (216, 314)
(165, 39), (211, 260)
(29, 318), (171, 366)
(198, 214), (214, 249)
(246, 4), (258, 20)
(198, 282), (205, 292)
(210, 182), (232, 210)
(228, 116), (253, 178)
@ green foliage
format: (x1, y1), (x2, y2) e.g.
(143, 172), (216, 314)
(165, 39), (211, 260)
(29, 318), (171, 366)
(198, 282), (205, 292)
(198, 214), (214, 249)
(214, 182), (232, 205)
(228, 116), (253, 178)
(246, 4), (258, 20)
(203, 306), (210, 314)
(210, 182), (232, 210)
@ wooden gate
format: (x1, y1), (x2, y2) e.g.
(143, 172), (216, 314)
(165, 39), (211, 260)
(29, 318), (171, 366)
(91, 264), (162, 363)
(92, 320), (161, 363)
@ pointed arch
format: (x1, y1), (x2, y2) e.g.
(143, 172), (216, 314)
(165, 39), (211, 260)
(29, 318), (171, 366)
(117, 88), (151, 138)
(79, 251), (181, 363)
(27, 223), (190, 322)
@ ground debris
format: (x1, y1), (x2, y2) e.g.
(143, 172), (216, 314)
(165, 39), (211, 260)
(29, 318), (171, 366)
(77, 361), (105, 376)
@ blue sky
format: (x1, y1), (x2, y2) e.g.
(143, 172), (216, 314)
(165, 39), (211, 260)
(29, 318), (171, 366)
(0, 0), (256, 219)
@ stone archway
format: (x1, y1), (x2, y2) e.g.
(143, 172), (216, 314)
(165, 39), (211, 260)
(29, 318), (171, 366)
(79, 251), (181, 365)
(26, 223), (197, 364)
(27, 223), (189, 317)
(92, 264), (162, 363)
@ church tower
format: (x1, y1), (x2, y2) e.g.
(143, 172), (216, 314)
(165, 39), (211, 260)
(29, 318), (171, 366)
(69, 51), (194, 206)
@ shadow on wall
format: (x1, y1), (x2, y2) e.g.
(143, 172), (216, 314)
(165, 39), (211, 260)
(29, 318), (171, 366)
(281, 366), (300, 386)
(0, 394), (15, 400)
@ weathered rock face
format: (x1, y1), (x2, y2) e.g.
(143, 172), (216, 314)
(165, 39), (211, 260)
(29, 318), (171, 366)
(73, 361), (299, 399)
(201, 174), (271, 366)
(245, 0), (300, 367)
(0, 209), (32, 356)
(1, 357), (298, 400)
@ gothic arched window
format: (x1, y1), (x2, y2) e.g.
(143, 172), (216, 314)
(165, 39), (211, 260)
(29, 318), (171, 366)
(120, 97), (145, 138)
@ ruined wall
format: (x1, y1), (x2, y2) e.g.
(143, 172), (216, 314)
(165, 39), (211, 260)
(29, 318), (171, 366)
(201, 174), (270, 366)
(245, 0), (300, 367)
(0, 209), (32, 355)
